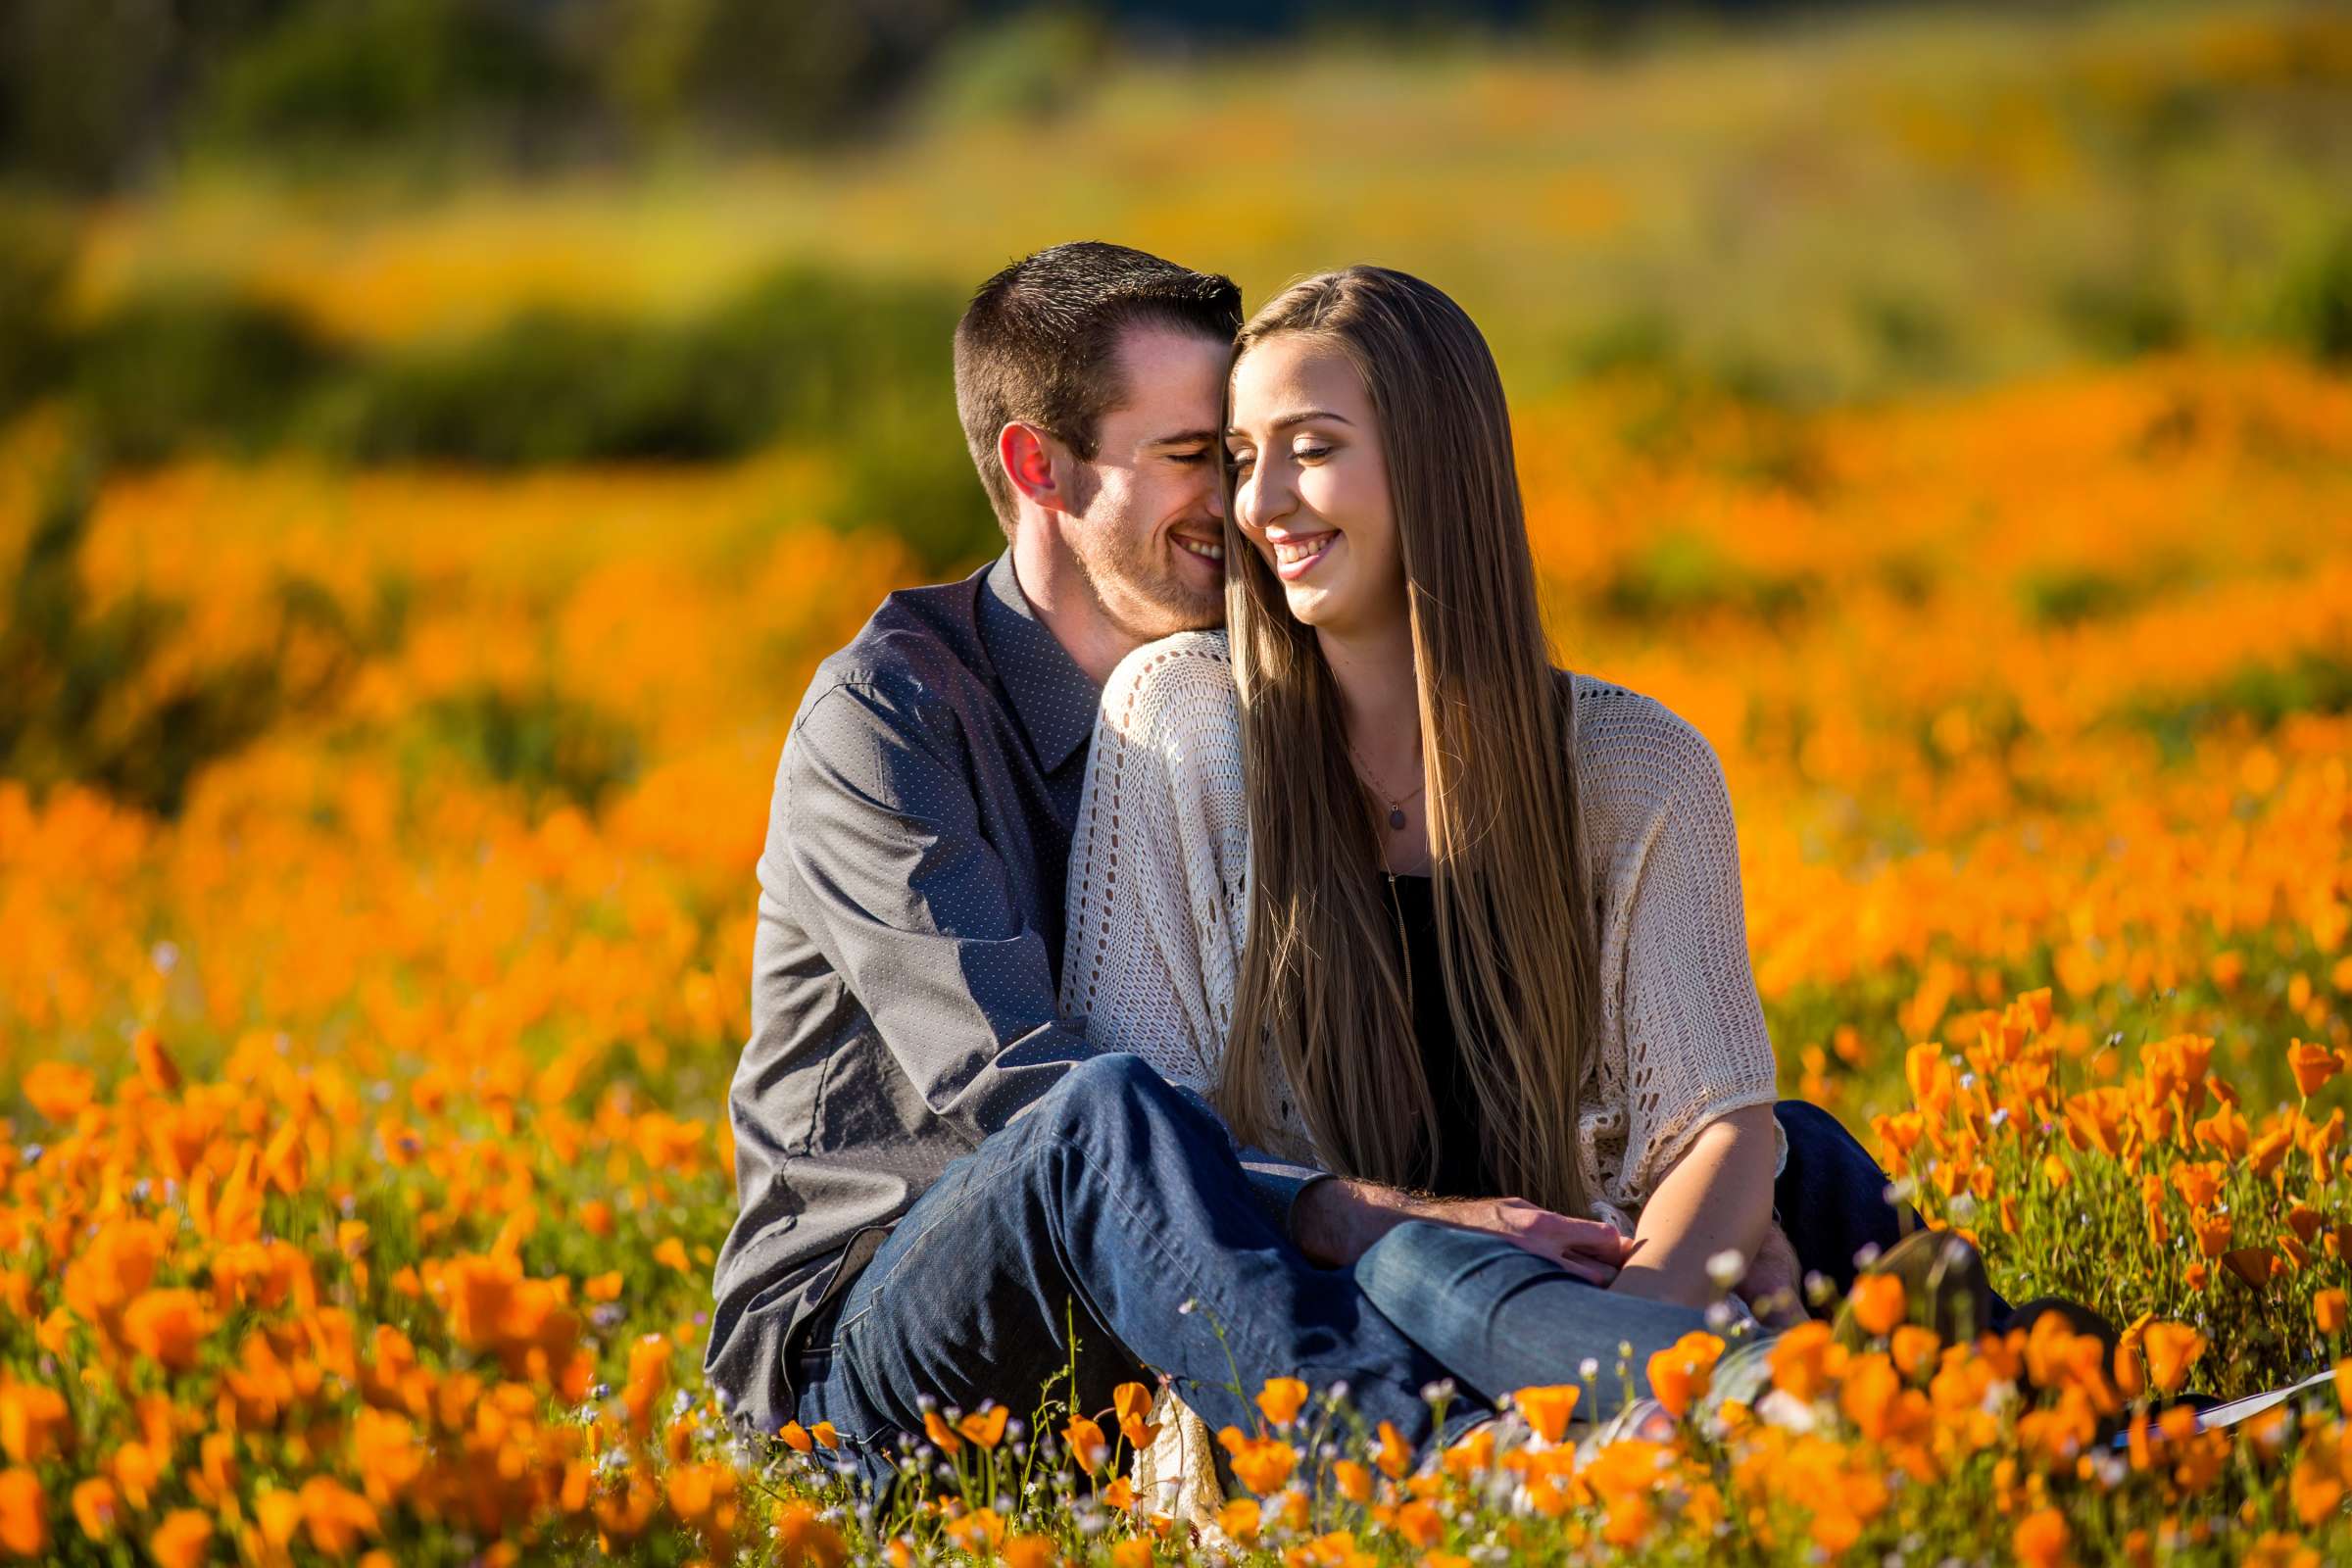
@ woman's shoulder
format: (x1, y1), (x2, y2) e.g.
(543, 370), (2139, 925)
(1553, 668), (1733, 822)
(1100, 629), (1238, 744)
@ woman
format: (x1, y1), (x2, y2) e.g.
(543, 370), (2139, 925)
(1063, 265), (1785, 1293)
(1057, 265), (1820, 1525)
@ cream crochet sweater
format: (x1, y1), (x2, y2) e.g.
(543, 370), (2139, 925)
(1058, 630), (1784, 1538)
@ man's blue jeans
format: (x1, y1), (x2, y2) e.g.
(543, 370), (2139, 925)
(791, 1054), (1953, 1497)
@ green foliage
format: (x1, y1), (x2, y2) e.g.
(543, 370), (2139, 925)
(2057, 272), (2188, 363)
(0, 453), (363, 815)
(416, 685), (643, 812)
(2124, 648), (2352, 763)
(196, 0), (588, 167)
(0, 204), (70, 415)
(70, 285), (343, 466)
(2274, 222), (2352, 365)
(1592, 528), (1818, 630)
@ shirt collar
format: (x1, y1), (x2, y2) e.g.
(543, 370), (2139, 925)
(978, 550), (1101, 774)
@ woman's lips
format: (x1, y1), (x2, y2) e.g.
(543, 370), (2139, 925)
(1271, 531), (1337, 581)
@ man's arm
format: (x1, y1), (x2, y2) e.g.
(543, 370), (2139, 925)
(773, 675), (1324, 1234)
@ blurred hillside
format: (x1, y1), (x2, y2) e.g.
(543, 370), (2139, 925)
(1, 0), (2348, 829)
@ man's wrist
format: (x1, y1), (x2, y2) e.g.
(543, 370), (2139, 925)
(1293, 1175), (1419, 1267)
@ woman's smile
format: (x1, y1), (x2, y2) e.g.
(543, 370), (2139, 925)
(1269, 530), (1338, 580)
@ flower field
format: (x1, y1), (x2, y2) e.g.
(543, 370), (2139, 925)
(5, 344), (2350, 1564)
(7, 2), (2352, 1563)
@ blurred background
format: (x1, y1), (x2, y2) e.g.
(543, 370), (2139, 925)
(4, 0), (2350, 1111)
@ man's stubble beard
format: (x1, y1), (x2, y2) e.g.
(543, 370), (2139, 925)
(1068, 474), (1224, 647)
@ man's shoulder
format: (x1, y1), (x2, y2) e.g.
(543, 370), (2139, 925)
(794, 571), (993, 726)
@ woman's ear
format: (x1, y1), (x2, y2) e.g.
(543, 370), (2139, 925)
(1000, 422), (1076, 515)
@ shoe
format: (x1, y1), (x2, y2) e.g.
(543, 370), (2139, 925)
(1832, 1230), (1996, 1350)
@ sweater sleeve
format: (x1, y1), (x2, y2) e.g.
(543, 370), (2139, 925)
(1607, 703), (1786, 1201)
(1060, 631), (1328, 1217)
(1062, 632), (1251, 1081)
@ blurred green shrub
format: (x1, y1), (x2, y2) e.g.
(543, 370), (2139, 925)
(71, 287), (344, 466)
(0, 206), (71, 416)
(55, 263), (998, 564)
(416, 686), (642, 811)
(310, 265), (997, 564)
(2274, 224), (2352, 365)
(197, 0), (591, 168)
(2056, 273), (2187, 362)
(0, 454), (362, 815)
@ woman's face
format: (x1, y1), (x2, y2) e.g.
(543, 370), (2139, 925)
(1226, 332), (1404, 639)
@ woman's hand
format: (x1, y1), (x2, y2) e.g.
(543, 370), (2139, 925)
(1414, 1196), (1630, 1285)
(1292, 1179), (1628, 1282)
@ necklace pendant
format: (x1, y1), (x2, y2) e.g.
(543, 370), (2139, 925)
(1389, 808), (1408, 831)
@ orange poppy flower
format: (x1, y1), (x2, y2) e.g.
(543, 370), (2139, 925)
(121, 1288), (209, 1373)
(2317, 1289), (2347, 1336)
(1646, 1331), (1724, 1419)
(1769, 1321), (1838, 1402)
(1003, 1535), (1057, 1568)
(1061, 1415), (1108, 1473)
(1255, 1376), (1309, 1428)
(2014, 1506), (2069, 1568)
(0, 1469), (46, 1559)
(1850, 1274), (1907, 1338)
(1509, 1384), (1581, 1444)
(70, 1477), (118, 1544)
(1219, 1496), (1261, 1541)
(2288, 1040), (2340, 1099)
(773, 1500), (849, 1568)
(2141, 1322), (2205, 1395)
(1112, 1381), (1159, 1446)
(22, 1062), (95, 1124)
(956, 1403), (1008, 1449)
(147, 1509), (213, 1568)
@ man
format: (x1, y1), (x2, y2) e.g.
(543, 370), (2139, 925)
(705, 242), (1939, 1494)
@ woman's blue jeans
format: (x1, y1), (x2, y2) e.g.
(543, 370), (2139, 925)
(789, 1054), (1969, 1499)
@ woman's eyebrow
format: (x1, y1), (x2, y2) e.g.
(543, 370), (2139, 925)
(1225, 410), (1354, 437)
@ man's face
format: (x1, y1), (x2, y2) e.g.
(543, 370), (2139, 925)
(1062, 322), (1231, 643)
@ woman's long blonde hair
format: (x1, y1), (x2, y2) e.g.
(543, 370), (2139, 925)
(1217, 266), (1600, 1218)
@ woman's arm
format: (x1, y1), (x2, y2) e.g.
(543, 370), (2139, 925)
(1609, 1103), (1775, 1309)
(1584, 688), (1784, 1308)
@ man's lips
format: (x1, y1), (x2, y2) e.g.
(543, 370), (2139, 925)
(1173, 534), (1225, 563)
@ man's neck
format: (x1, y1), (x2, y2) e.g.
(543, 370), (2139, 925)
(1009, 526), (1134, 689)
(1318, 615), (1421, 772)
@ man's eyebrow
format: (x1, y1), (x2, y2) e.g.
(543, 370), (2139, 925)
(1224, 410), (1355, 437)
(1141, 428), (1220, 449)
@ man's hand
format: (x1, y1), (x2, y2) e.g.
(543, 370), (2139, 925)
(1293, 1178), (1628, 1282)
(1735, 1220), (1809, 1330)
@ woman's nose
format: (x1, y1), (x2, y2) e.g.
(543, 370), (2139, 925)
(1238, 469), (1291, 533)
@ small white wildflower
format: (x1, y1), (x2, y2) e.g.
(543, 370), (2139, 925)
(1579, 1357), (1599, 1380)
(1705, 1248), (1745, 1290)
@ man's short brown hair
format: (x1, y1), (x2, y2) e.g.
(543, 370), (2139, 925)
(955, 242), (1243, 534)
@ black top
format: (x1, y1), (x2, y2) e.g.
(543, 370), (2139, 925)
(1382, 871), (1496, 1199)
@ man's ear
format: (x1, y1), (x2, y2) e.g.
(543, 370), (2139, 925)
(1000, 422), (1076, 515)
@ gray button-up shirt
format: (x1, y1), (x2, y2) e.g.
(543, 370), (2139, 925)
(706, 551), (1326, 1443)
